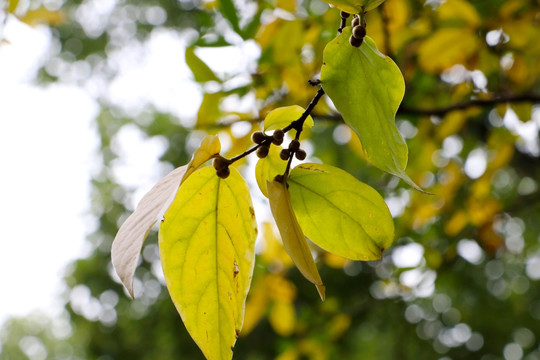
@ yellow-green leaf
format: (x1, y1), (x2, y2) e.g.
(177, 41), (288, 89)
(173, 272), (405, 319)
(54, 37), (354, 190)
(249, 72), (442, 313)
(263, 105), (313, 134)
(160, 166), (257, 360)
(197, 92), (223, 127)
(185, 47), (221, 83)
(267, 180), (325, 300)
(321, 0), (386, 14)
(321, 28), (423, 192)
(255, 145), (287, 198)
(111, 135), (220, 298)
(288, 163), (394, 260)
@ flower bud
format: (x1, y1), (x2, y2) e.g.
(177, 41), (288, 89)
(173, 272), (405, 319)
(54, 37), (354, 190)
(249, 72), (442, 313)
(295, 149), (307, 161)
(251, 131), (266, 144)
(216, 167), (230, 179)
(256, 145), (269, 158)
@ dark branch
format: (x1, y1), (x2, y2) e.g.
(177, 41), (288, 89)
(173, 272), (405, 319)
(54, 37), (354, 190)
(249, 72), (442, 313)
(398, 93), (540, 117)
(207, 93), (540, 129)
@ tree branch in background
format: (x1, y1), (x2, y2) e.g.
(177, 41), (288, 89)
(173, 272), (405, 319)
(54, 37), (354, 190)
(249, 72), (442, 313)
(398, 93), (540, 117)
(209, 93), (540, 129)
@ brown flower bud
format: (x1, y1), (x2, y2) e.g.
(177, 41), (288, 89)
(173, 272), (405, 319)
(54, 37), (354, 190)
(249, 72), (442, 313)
(280, 148), (290, 161)
(349, 35), (363, 48)
(216, 167), (230, 179)
(295, 149), (307, 161)
(256, 145), (269, 158)
(288, 139), (301, 151)
(213, 157), (229, 171)
(251, 131), (266, 144)
(352, 25), (366, 40)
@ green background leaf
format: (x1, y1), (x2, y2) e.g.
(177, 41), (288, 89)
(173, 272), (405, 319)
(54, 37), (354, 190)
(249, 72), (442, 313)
(185, 47), (221, 83)
(288, 163), (394, 260)
(159, 166), (257, 360)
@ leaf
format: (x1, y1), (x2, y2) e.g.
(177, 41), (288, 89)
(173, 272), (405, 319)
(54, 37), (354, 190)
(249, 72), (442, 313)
(267, 180), (325, 300)
(185, 135), (221, 179)
(159, 166), (257, 360)
(185, 47), (221, 83)
(111, 135), (221, 297)
(263, 105), (313, 134)
(417, 28), (479, 74)
(111, 166), (187, 297)
(321, 0), (386, 14)
(269, 300), (296, 336)
(321, 28), (424, 192)
(218, 0), (242, 35)
(288, 163), (394, 260)
(438, 0), (481, 27)
(255, 145), (287, 198)
(8, 0), (19, 13)
(197, 92), (223, 127)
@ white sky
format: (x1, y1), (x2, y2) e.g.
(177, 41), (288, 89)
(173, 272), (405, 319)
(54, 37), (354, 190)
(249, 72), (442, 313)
(0, 18), (99, 324)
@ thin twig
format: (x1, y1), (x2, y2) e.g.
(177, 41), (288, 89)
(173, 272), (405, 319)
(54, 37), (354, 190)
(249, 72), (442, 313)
(283, 87), (326, 177)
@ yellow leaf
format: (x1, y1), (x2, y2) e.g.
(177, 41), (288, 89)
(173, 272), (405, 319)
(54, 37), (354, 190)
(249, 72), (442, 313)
(418, 28), (479, 73)
(267, 180), (325, 300)
(444, 210), (468, 236)
(185, 135), (221, 181)
(160, 166), (257, 360)
(241, 274), (270, 336)
(467, 198), (500, 226)
(266, 273), (297, 302)
(324, 253), (348, 269)
(264, 105), (313, 131)
(255, 146), (287, 198)
(259, 222), (294, 269)
(20, 8), (65, 26)
(269, 300), (296, 337)
(327, 314), (351, 340)
(277, 0), (296, 12)
(8, 0), (19, 13)
(438, 0), (481, 27)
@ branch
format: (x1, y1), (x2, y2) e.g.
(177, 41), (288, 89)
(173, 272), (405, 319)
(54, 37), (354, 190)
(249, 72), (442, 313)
(206, 93), (540, 129)
(398, 93), (540, 117)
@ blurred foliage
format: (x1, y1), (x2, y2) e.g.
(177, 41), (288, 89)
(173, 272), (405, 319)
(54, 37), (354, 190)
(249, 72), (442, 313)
(2, 0), (540, 359)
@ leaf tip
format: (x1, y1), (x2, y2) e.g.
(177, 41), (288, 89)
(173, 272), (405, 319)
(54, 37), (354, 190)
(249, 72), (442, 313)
(316, 284), (326, 301)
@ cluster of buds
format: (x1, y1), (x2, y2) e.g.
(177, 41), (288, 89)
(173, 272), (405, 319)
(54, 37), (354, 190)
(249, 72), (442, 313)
(349, 15), (366, 47)
(280, 139), (306, 161)
(252, 129), (285, 158)
(212, 155), (232, 179)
